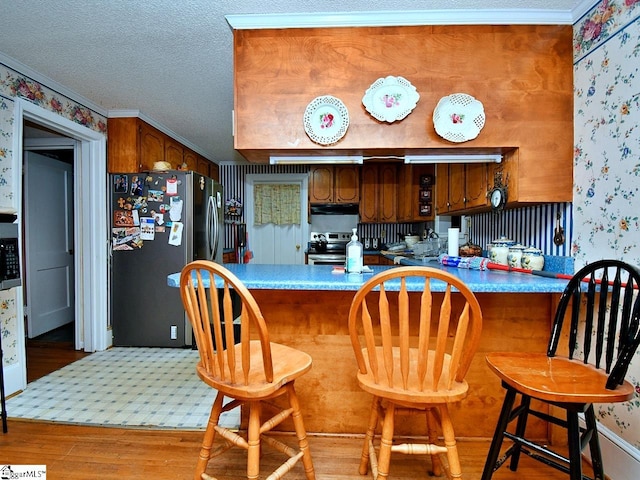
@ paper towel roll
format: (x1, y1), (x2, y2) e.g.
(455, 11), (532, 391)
(448, 228), (460, 256)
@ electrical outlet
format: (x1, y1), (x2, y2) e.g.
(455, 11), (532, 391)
(170, 325), (178, 340)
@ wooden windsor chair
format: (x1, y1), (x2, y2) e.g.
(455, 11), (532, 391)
(179, 260), (315, 480)
(348, 266), (483, 480)
(481, 259), (640, 480)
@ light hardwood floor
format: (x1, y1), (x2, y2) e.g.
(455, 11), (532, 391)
(7, 335), (580, 479)
(1, 421), (576, 480)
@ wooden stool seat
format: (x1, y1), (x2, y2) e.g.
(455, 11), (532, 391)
(196, 341), (312, 400)
(357, 348), (470, 404)
(486, 352), (635, 404)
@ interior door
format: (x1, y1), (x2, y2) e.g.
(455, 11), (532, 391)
(245, 174), (308, 265)
(24, 151), (75, 338)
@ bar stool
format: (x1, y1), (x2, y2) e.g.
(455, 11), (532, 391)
(348, 266), (483, 479)
(482, 259), (640, 480)
(180, 260), (315, 480)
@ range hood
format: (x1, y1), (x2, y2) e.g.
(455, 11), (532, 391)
(310, 203), (359, 215)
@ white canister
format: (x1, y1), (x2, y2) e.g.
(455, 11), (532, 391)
(521, 247), (545, 271)
(489, 237), (515, 266)
(507, 244), (526, 268)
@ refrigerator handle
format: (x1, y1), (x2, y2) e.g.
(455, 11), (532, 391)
(207, 195), (218, 261)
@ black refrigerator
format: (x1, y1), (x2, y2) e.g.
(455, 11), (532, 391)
(110, 170), (223, 347)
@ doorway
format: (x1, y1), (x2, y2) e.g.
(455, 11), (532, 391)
(3, 98), (109, 397)
(23, 135), (76, 337)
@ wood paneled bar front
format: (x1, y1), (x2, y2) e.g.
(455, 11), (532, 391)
(168, 264), (566, 439)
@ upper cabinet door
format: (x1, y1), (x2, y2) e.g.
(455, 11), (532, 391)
(334, 166), (359, 203)
(139, 123), (165, 172)
(165, 137), (184, 169)
(360, 163), (397, 223)
(465, 163), (489, 209)
(309, 166), (334, 203)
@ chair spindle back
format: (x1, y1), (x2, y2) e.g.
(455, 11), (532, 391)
(349, 267), (482, 393)
(180, 260), (274, 385)
(548, 259), (640, 390)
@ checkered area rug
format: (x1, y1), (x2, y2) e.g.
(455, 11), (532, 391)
(6, 347), (240, 430)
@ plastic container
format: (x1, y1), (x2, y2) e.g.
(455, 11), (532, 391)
(345, 228), (363, 274)
(413, 238), (447, 257)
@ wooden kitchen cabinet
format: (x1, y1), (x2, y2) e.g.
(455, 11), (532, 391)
(139, 122), (165, 172)
(435, 163), (489, 214)
(223, 251), (237, 264)
(165, 137), (184, 168)
(360, 163), (397, 223)
(183, 149), (197, 171)
(194, 154), (210, 176)
(108, 117), (215, 175)
(397, 164), (435, 222)
(309, 166), (359, 204)
(363, 254), (380, 265)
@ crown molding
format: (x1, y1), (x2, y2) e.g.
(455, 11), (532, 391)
(226, 8), (576, 30)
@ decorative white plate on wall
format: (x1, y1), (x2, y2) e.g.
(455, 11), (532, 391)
(362, 75), (420, 123)
(433, 93), (486, 143)
(303, 95), (350, 145)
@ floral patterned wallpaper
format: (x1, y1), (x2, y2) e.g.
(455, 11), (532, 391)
(573, 0), (640, 449)
(0, 63), (107, 368)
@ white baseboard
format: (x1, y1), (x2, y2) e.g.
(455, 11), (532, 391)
(580, 418), (640, 480)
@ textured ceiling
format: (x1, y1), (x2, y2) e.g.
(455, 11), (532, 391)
(1, 0), (586, 164)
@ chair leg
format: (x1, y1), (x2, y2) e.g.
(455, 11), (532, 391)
(584, 404), (605, 480)
(438, 405), (462, 480)
(481, 386), (518, 480)
(377, 402), (395, 480)
(567, 411), (583, 480)
(195, 392), (225, 480)
(286, 383), (315, 480)
(508, 393), (531, 471)
(360, 396), (381, 475)
(426, 408), (444, 477)
(247, 400), (262, 480)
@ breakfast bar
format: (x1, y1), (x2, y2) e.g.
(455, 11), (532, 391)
(168, 263), (570, 438)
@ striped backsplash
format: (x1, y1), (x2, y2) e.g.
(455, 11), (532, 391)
(470, 203), (573, 256)
(219, 163), (572, 256)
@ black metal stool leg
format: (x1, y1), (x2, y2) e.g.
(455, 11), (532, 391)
(509, 393), (531, 471)
(567, 411), (583, 480)
(481, 386), (518, 480)
(584, 405), (604, 480)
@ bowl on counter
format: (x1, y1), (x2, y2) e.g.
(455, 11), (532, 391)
(404, 235), (420, 247)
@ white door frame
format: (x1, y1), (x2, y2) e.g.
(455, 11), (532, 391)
(6, 99), (109, 394)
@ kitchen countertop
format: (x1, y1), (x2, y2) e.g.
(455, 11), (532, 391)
(167, 262), (570, 293)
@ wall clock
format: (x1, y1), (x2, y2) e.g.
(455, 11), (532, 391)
(488, 172), (507, 211)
